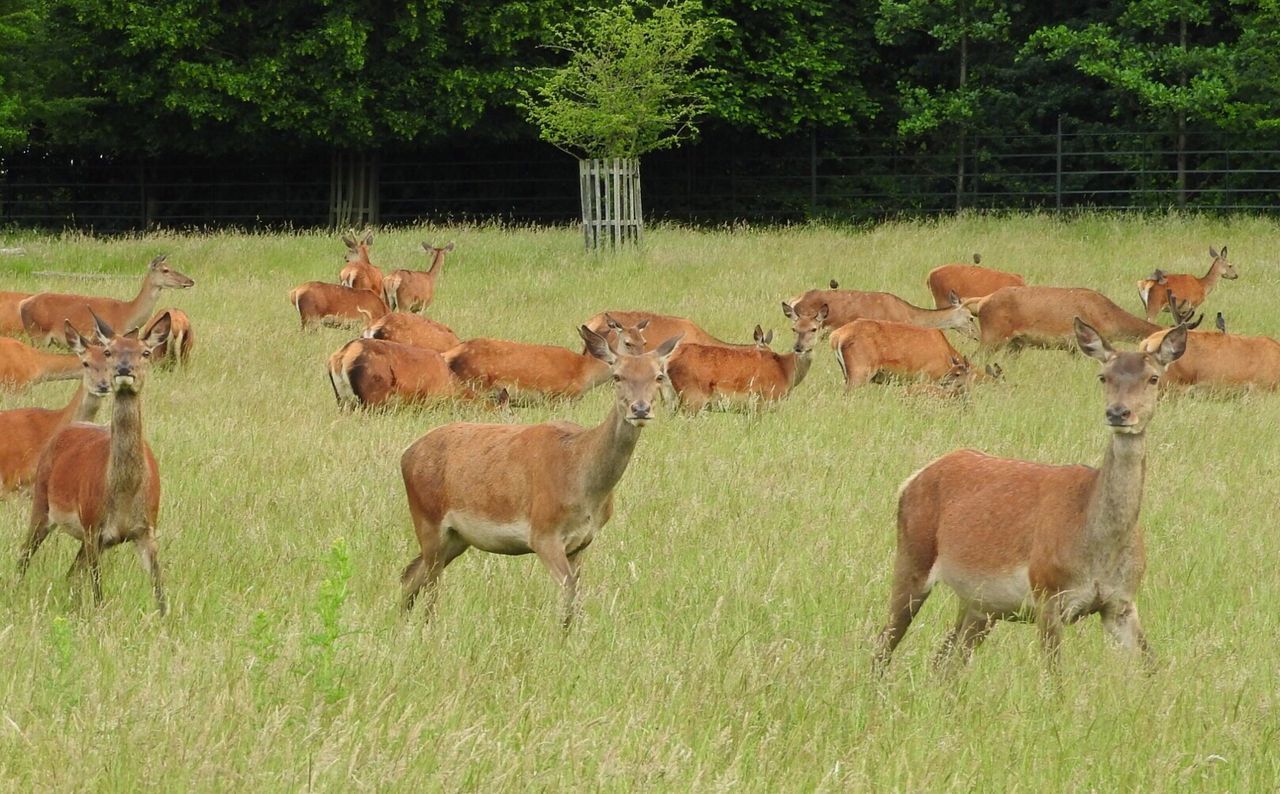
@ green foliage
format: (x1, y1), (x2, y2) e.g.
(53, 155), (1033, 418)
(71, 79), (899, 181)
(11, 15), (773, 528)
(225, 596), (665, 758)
(522, 1), (724, 158)
(300, 537), (353, 706)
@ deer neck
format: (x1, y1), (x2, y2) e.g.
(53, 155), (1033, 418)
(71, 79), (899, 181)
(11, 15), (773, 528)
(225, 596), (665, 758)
(1200, 261), (1223, 294)
(786, 351), (814, 389)
(1082, 431), (1146, 546)
(104, 391), (148, 518)
(40, 349), (83, 380)
(572, 403), (643, 502)
(426, 250), (445, 280)
(914, 306), (960, 330)
(125, 274), (163, 331)
(580, 357), (612, 392)
(70, 384), (105, 423)
(1114, 309), (1164, 340)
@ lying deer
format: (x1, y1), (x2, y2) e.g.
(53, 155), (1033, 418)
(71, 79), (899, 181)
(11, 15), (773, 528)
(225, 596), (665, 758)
(581, 311), (750, 354)
(328, 337), (460, 408)
(383, 242), (454, 312)
(142, 308), (194, 366)
(338, 231), (383, 295)
(0, 322), (110, 491)
(830, 318), (995, 390)
(786, 287), (978, 338)
(667, 317), (822, 412)
(362, 311), (460, 352)
(0, 337), (82, 389)
(398, 327), (681, 626)
(1137, 246), (1237, 322)
(290, 282), (388, 329)
(20, 310), (173, 614)
(19, 255), (194, 345)
(1138, 319), (1280, 389)
(926, 253), (1025, 308)
(444, 337), (616, 399)
(875, 318), (1187, 671)
(903, 357), (1003, 399)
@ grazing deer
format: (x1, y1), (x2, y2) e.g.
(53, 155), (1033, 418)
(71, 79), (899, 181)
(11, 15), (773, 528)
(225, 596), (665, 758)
(786, 287), (979, 338)
(398, 327), (681, 625)
(142, 308), (193, 366)
(667, 319), (820, 412)
(19, 256), (194, 346)
(0, 323), (111, 491)
(338, 231), (384, 295)
(383, 242), (454, 312)
(926, 254), (1026, 309)
(289, 282), (388, 329)
(874, 318), (1187, 671)
(1137, 246), (1237, 322)
(971, 286), (1184, 349)
(1138, 323), (1280, 389)
(444, 338), (615, 399)
(0, 290), (32, 334)
(20, 311), (173, 614)
(0, 337), (82, 389)
(582, 311), (752, 354)
(328, 338), (460, 408)
(362, 311), (461, 352)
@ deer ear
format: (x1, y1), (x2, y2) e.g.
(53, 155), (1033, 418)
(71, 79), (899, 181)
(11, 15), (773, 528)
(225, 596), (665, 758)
(753, 324), (763, 342)
(88, 308), (114, 344)
(605, 314), (622, 330)
(948, 289), (961, 306)
(148, 254), (167, 270)
(1220, 244), (1227, 257)
(343, 235), (357, 249)
(1154, 323), (1187, 366)
(654, 333), (683, 361)
(1209, 246), (1219, 258)
(143, 311), (172, 349)
(781, 301), (796, 320)
(763, 329), (773, 344)
(816, 304), (830, 323)
(580, 326), (617, 365)
(1074, 317), (1115, 362)
(363, 232), (374, 246)
(64, 320), (88, 353)
(986, 363), (1003, 379)
(443, 242), (455, 252)
(636, 319), (649, 331)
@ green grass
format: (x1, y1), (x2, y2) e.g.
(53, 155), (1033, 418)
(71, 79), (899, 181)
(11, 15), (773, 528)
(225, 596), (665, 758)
(1, 215), (1278, 790)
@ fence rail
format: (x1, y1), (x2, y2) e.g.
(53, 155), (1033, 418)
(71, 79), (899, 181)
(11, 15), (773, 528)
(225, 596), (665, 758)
(2, 129), (1278, 231)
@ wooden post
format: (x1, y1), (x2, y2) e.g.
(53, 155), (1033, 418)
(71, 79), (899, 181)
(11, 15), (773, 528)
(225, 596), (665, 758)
(578, 157), (643, 251)
(329, 150), (380, 228)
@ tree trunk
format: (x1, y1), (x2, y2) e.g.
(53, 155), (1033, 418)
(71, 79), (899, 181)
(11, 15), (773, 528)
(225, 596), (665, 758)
(1176, 17), (1187, 209)
(956, 30), (968, 212)
(330, 150), (380, 228)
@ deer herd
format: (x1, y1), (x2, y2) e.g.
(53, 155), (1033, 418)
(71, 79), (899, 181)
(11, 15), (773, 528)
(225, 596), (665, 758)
(0, 233), (1267, 673)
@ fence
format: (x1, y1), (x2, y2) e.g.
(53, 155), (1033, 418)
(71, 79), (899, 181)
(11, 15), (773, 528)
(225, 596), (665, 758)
(2, 129), (1278, 231)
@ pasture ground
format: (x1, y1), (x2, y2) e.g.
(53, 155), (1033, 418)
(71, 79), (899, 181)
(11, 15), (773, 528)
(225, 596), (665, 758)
(1, 216), (1278, 790)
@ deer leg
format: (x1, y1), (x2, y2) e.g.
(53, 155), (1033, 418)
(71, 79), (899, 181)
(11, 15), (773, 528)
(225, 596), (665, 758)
(1101, 600), (1155, 671)
(1036, 594), (1067, 668)
(18, 515), (53, 577)
(401, 532), (467, 616)
(135, 531), (167, 616)
(873, 551), (934, 669)
(934, 607), (995, 672)
(531, 534), (578, 629)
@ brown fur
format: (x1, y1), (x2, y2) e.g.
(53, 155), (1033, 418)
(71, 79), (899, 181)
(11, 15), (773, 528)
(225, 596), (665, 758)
(363, 312), (460, 352)
(1137, 246), (1237, 321)
(874, 320), (1187, 670)
(337, 232), (383, 295)
(397, 329), (681, 625)
(142, 308), (194, 365)
(666, 344), (810, 411)
(328, 338), (459, 408)
(582, 310), (752, 354)
(974, 286), (1165, 349)
(19, 256), (194, 345)
(787, 287), (978, 336)
(0, 290), (32, 334)
(927, 262), (1025, 309)
(444, 338), (610, 398)
(830, 319), (964, 388)
(20, 312), (172, 613)
(290, 282), (388, 329)
(1138, 326), (1280, 389)
(383, 242), (453, 312)
(0, 337), (82, 389)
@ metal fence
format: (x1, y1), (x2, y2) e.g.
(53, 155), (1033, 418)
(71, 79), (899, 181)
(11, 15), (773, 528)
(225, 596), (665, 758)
(2, 129), (1278, 231)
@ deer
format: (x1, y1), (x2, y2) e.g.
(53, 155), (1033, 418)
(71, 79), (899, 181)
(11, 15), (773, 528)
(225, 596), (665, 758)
(0, 337), (83, 389)
(142, 308), (194, 366)
(328, 337), (461, 409)
(19, 310), (173, 614)
(971, 286), (1191, 349)
(443, 338), (617, 399)
(362, 311), (461, 352)
(338, 231), (384, 295)
(398, 326), (682, 626)
(0, 322), (111, 491)
(1136, 246), (1237, 322)
(0, 290), (32, 334)
(1137, 321), (1280, 389)
(829, 318), (999, 390)
(926, 253), (1026, 309)
(874, 318), (1187, 672)
(289, 282), (388, 329)
(383, 242), (454, 312)
(581, 311), (753, 354)
(903, 357), (1004, 399)
(18, 255), (194, 345)
(786, 287), (979, 338)
(666, 317), (822, 412)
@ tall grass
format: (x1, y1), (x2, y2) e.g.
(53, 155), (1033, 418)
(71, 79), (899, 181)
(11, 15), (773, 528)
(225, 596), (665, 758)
(1, 215), (1277, 789)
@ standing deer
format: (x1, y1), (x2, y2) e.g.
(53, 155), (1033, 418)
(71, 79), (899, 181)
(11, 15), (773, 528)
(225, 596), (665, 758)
(289, 282), (388, 329)
(786, 287), (979, 338)
(19, 256), (193, 345)
(926, 254), (1026, 308)
(874, 318), (1187, 671)
(443, 338), (615, 399)
(363, 312), (461, 352)
(0, 337), (82, 389)
(142, 308), (194, 366)
(338, 231), (384, 295)
(581, 311), (751, 354)
(0, 290), (32, 334)
(1137, 246), (1237, 321)
(972, 286), (1182, 349)
(666, 318), (821, 412)
(398, 327), (681, 625)
(20, 311), (173, 614)
(383, 242), (454, 312)
(0, 322), (111, 491)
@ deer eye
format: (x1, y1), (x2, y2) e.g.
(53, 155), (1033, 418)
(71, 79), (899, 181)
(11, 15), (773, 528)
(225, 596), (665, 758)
(82, 361), (89, 368)
(142, 349), (151, 358)
(1149, 375), (1159, 384)
(1097, 374), (1105, 383)
(656, 373), (666, 382)
(103, 350), (112, 358)
(612, 374), (622, 382)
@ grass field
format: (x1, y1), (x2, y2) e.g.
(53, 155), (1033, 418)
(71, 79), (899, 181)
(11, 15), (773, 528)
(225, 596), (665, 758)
(1, 215), (1278, 790)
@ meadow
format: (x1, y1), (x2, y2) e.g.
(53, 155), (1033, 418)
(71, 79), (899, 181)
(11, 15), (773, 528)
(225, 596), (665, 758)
(1, 215), (1278, 790)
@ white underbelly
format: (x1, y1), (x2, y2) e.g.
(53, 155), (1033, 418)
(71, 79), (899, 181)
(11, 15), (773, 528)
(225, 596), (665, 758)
(445, 511), (533, 555)
(49, 506), (85, 541)
(935, 561), (1033, 615)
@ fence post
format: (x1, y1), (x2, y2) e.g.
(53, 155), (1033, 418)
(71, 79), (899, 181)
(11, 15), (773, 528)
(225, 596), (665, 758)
(579, 156), (643, 251)
(1055, 115), (1064, 213)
